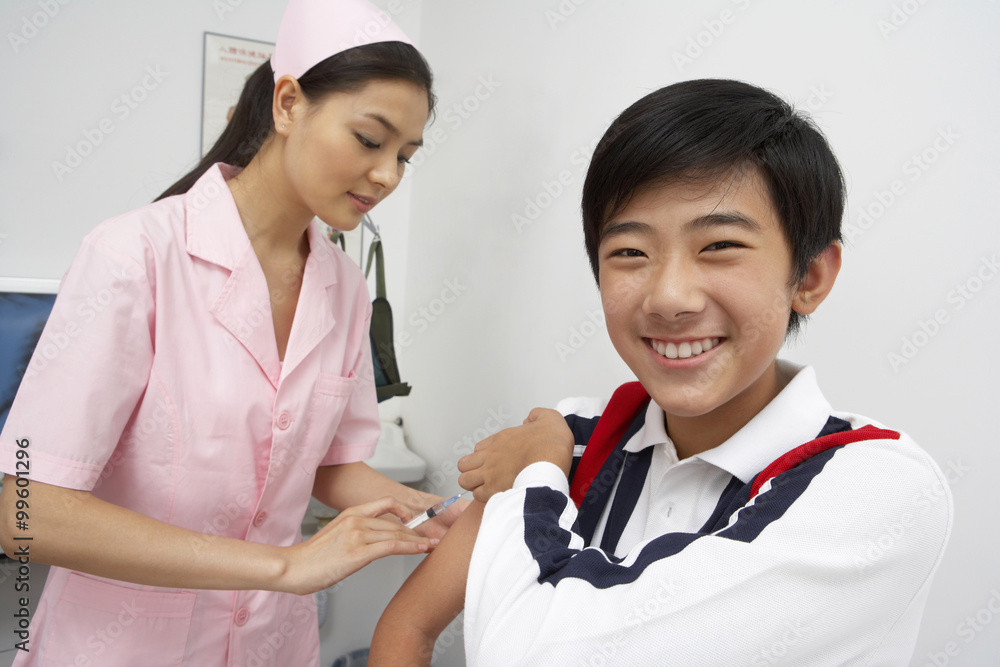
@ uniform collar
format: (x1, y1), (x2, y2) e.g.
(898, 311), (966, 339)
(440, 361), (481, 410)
(624, 361), (833, 483)
(182, 163), (341, 385)
(184, 163), (249, 270)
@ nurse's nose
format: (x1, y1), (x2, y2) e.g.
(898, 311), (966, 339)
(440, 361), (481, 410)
(369, 153), (402, 195)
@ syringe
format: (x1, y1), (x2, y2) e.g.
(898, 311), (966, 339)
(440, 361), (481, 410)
(405, 490), (472, 530)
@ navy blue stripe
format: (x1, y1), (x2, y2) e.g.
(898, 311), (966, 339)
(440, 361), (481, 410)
(599, 448), (652, 554)
(697, 476), (746, 534)
(699, 415), (854, 534)
(571, 407), (648, 544)
(525, 416), (853, 589)
(564, 414), (600, 483)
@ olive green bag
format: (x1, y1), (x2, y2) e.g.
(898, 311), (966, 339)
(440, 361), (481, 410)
(363, 238), (411, 402)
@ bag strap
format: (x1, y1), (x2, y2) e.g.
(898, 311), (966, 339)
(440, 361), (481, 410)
(365, 238), (386, 300)
(570, 381), (902, 508)
(328, 228), (347, 251)
(747, 424), (900, 500)
(569, 381), (650, 508)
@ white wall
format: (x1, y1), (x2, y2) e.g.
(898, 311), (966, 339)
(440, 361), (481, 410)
(403, 2), (999, 666)
(2, 2), (998, 666)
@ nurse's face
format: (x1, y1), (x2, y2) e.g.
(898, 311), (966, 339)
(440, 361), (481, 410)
(282, 78), (429, 231)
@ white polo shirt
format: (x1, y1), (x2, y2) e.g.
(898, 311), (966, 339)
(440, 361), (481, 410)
(464, 362), (953, 666)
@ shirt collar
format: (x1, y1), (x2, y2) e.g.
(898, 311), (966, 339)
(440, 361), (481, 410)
(695, 361), (833, 483)
(184, 163), (249, 270)
(622, 361), (833, 483)
(183, 163), (338, 287)
(624, 400), (671, 454)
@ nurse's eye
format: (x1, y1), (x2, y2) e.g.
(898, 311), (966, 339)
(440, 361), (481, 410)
(355, 133), (380, 149)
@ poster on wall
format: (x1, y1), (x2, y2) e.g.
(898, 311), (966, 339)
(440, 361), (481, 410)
(201, 32), (274, 157)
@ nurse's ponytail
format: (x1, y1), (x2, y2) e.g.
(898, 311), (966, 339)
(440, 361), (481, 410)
(155, 42), (435, 201)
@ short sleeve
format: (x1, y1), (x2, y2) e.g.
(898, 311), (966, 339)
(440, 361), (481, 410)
(0, 237), (154, 490)
(316, 300), (380, 466)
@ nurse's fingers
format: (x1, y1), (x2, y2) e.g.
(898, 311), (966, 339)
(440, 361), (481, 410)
(339, 495), (415, 524)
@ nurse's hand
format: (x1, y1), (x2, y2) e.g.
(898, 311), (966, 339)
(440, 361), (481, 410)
(457, 408), (574, 503)
(278, 496), (437, 596)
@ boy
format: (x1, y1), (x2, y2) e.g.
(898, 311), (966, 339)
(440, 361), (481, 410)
(370, 79), (952, 666)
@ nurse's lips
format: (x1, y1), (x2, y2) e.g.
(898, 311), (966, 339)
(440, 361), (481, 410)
(348, 192), (377, 213)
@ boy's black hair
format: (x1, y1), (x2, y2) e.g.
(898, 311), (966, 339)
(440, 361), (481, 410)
(581, 79), (845, 335)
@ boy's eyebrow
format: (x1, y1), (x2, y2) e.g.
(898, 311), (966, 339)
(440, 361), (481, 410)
(686, 211), (762, 232)
(363, 112), (424, 147)
(599, 220), (653, 242)
(600, 212), (761, 243)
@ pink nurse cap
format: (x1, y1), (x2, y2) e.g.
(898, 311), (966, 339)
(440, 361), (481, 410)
(270, 0), (414, 82)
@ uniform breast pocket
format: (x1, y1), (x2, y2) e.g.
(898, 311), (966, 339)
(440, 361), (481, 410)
(298, 371), (357, 473)
(39, 572), (196, 666)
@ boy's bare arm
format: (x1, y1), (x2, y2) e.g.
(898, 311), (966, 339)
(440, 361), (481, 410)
(370, 500), (485, 666)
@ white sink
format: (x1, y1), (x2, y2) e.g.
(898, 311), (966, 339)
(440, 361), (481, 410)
(364, 420), (426, 483)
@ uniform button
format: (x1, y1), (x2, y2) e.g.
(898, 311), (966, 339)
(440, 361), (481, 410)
(276, 412), (291, 430)
(253, 511), (268, 527)
(235, 607), (250, 626)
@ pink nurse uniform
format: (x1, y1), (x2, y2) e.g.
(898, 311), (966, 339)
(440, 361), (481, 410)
(0, 163), (381, 665)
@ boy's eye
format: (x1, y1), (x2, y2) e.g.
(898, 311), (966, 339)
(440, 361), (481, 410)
(704, 241), (743, 251)
(397, 154), (412, 165)
(609, 248), (645, 258)
(356, 133), (380, 149)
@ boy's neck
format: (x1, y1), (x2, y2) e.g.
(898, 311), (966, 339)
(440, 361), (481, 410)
(665, 361), (794, 460)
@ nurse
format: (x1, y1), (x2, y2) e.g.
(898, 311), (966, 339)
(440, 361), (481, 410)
(0, 0), (449, 664)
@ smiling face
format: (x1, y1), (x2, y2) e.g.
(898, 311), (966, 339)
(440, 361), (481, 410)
(280, 78), (429, 231)
(598, 168), (832, 455)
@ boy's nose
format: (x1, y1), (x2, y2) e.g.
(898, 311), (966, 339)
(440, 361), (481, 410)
(642, 259), (706, 321)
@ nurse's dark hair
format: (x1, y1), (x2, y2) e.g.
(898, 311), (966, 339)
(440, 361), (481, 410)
(581, 78), (845, 335)
(155, 42), (435, 201)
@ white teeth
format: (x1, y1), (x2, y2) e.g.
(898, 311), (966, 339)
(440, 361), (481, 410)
(652, 337), (720, 360)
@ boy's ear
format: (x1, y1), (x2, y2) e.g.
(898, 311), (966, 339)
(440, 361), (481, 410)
(792, 242), (842, 316)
